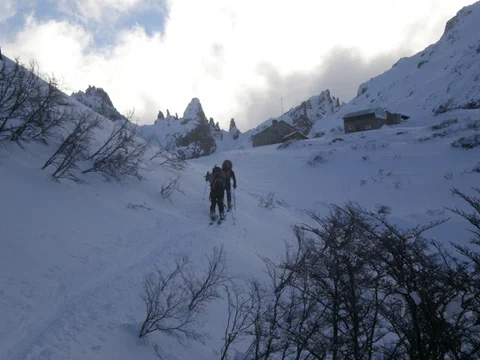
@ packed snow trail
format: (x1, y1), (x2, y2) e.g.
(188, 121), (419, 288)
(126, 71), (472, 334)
(0, 143), (305, 360)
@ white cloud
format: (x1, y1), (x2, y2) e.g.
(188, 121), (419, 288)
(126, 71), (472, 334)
(0, 0), (17, 23)
(3, 0), (475, 129)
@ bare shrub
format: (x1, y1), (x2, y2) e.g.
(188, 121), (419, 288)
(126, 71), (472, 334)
(465, 161), (480, 174)
(160, 175), (185, 203)
(448, 187), (480, 327)
(444, 172), (454, 180)
(41, 112), (100, 182)
(220, 279), (258, 360)
(429, 119), (458, 131)
(82, 114), (150, 181)
(312, 131), (325, 138)
(417, 136), (433, 142)
(259, 192), (276, 209)
(139, 245), (228, 341)
(307, 152), (326, 166)
(243, 256), (297, 360)
(149, 142), (187, 171)
(0, 58), (67, 144)
(238, 202), (480, 359)
(277, 140), (293, 149)
(127, 202), (152, 211)
(464, 119), (480, 131)
(284, 207), (389, 359)
(451, 134), (480, 149)
(352, 205), (479, 359)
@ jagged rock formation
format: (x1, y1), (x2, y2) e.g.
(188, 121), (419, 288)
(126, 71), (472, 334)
(71, 86), (128, 122)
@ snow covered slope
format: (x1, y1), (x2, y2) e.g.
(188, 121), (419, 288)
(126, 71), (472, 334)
(1, 2), (480, 359)
(1, 105), (479, 359)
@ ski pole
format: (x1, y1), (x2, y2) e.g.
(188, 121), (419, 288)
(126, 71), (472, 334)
(202, 181), (207, 200)
(233, 188), (236, 211)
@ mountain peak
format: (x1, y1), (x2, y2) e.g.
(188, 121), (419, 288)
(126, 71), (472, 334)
(71, 86), (127, 122)
(182, 98), (208, 124)
(441, 2), (479, 42)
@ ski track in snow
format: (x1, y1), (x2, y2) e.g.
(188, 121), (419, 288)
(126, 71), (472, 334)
(17, 226), (204, 360)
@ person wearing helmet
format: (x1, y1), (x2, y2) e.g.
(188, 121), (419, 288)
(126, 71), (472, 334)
(221, 160), (236, 211)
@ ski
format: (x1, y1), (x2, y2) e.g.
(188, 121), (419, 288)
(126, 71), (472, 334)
(209, 215), (216, 225)
(209, 213), (225, 225)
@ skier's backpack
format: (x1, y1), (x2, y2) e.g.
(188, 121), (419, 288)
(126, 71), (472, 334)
(222, 159), (232, 172)
(211, 165), (224, 193)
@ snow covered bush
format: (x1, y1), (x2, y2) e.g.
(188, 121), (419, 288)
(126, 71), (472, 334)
(139, 245), (228, 341)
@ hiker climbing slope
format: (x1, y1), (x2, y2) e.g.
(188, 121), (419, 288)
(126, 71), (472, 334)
(205, 165), (226, 222)
(221, 160), (236, 211)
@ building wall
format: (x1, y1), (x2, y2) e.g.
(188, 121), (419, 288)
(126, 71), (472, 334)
(344, 114), (384, 134)
(386, 112), (401, 125)
(252, 121), (297, 147)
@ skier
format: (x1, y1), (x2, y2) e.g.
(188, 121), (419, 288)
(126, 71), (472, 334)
(221, 160), (237, 211)
(205, 165), (226, 222)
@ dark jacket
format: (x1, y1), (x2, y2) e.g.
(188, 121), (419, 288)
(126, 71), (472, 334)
(223, 169), (236, 189)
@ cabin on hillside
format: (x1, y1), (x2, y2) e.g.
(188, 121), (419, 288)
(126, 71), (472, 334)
(252, 119), (308, 147)
(343, 108), (409, 134)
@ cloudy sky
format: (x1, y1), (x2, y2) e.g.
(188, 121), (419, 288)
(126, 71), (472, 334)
(0, 0), (474, 130)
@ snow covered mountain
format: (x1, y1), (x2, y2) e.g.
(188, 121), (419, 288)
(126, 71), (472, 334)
(251, 90), (344, 138)
(138, 90), (343, 156)
(71, 85), (128, 122)
(140, 98), (221, 159)
(310, 1), (480, 135)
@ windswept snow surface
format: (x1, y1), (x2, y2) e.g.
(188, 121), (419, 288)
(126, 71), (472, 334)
(1, 110), (479, 359)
